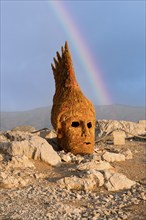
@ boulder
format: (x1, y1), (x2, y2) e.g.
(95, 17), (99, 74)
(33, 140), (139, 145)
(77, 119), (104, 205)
(0, 131), (61, 166)
(104, 171), (136, 191)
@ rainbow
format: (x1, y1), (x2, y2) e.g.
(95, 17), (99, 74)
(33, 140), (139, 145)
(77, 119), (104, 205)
(49, 1), (111, 105)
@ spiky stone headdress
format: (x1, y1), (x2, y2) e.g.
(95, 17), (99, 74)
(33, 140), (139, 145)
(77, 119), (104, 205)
(51, 41), (95, 132)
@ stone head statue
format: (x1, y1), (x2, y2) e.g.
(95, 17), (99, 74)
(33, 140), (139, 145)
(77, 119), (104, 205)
(51, 42), (96, 155)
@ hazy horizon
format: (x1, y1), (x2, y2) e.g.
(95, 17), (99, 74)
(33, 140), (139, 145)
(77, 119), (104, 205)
(1, 104), (145, 113)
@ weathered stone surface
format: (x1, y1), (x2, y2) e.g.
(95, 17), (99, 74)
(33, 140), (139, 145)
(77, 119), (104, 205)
(39, 130), (57, 139)
(113, 130), (126, 145)
(8, 140), (35, 158)
(58, 150), (84, 164)
(32, 136), (61, 166)
(102, 152), (125, 162)
(51, 42), (96, 155)
(88, 170), (104, 186)
(60, 154), (72, 163)
(58, 168), (135, 191)
(0, 131), (61, 166)
(58, 173), (100, 191)
(96, 120), (146, 138)
(4, 130), (32, 142)
(77, 160), (114, 171)
(11, 125), (36, 132)
(0, 133), (8, 142)
(0, 154), (4, 161)
(104, 171), (136, 191)
(120, 149), (133, 159)
(7, 155), (35, 168)
(0, 169), (33, 188)
(138, 120), (146, 127)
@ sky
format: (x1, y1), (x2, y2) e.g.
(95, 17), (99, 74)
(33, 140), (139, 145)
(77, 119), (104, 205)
(1, 0), (145, 111)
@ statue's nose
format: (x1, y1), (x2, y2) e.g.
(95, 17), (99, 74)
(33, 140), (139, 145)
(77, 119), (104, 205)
(81, 124), (90, 137)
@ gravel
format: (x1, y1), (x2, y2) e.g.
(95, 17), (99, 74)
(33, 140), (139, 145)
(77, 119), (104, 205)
(0, 180), (145, 220)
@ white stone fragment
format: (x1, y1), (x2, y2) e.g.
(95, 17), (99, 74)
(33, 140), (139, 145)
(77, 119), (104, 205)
(89, 170), (104, 186)
(102, 151), (125, 162)
(104, 172), (136, 191)
(77, 160), (114, 171)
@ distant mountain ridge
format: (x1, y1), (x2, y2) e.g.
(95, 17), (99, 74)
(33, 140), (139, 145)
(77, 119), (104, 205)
(1, 105), (145, 131)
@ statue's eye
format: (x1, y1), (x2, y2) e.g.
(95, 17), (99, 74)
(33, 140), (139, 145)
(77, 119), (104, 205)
(87, 122), (92, 128)
(71, 122), (80, 127)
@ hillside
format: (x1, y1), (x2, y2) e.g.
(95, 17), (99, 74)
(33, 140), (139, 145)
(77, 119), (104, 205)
(1, 105), (145, 131)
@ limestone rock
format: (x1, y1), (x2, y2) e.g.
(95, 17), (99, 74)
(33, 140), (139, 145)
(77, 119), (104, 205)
(0, 169), (32, 188)
(113, 130), (125, 145)
(39, 130), (57, 139)
(0, 131), (61, 166)
(7, 155), (35, 168)
(4, 130), (33, 141)
(0, 133), (8, 142)
(104, 171), (136, 191)
(120, 149), (133, 159)
(88, 170), (104, 186)
(32, 136), (61, 166)
(0, 154), (4, 161)
(138, 120), (146, 127)
(77, 160), (114, 171)
(8, 140), (35, 158)
(60, 154), (72, 163)
(102, 152), (125, 162)
(11, 125), (36, 132)
(96, 120), (146, 138)
(58, 173), (100, 191)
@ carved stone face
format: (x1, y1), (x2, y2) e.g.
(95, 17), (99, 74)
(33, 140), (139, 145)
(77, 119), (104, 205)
(57, 110), (95, 155)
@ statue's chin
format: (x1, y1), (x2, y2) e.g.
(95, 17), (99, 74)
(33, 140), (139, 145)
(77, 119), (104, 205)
(61, 142), (94, 155)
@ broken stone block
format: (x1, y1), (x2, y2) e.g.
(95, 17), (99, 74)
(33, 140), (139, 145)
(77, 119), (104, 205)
(104, 171), (136, 191)
(113, 130), (126, 145)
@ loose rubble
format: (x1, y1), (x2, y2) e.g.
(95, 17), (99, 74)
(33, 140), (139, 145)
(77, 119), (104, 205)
(0, 124), (146, 219)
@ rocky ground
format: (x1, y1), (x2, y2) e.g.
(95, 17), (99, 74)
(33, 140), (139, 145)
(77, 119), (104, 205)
(0, 123), (146, 220)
